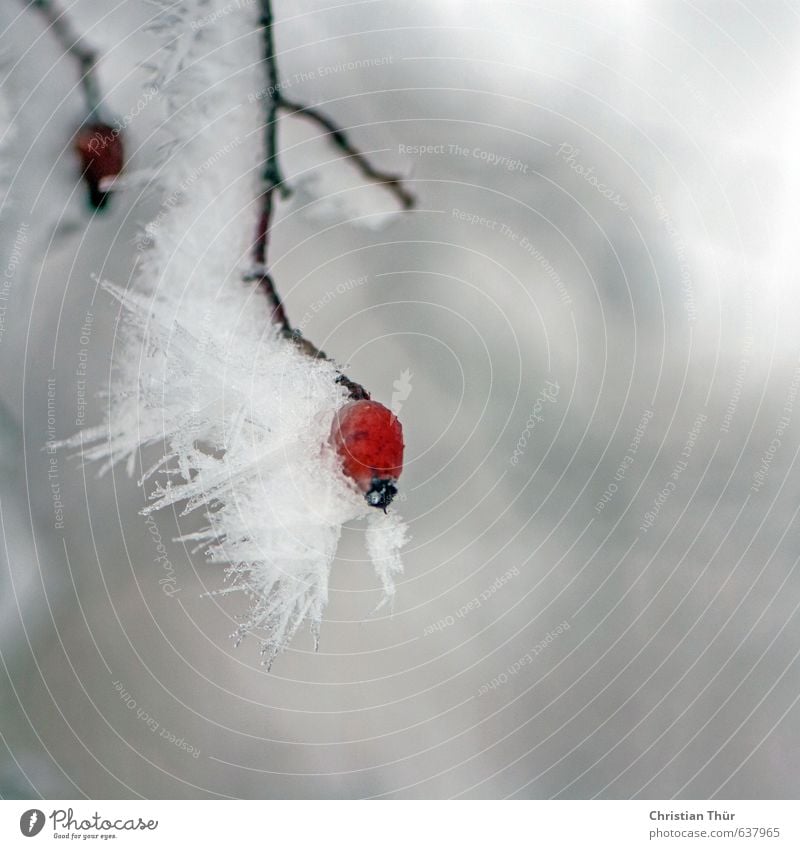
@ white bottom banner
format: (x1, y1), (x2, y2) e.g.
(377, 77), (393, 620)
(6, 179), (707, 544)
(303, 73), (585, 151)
(0, 800), (797, 847)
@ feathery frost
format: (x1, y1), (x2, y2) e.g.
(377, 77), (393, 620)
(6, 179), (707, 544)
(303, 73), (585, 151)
(74, 0), (407, 662)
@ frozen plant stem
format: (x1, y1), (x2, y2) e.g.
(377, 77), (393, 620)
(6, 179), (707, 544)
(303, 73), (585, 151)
(54, 0), (411, 662)
(28, 0), (103, 118)
(277, 98), (415, 210)
(248, 0), (412, 401)
(250, 0), (285, 292)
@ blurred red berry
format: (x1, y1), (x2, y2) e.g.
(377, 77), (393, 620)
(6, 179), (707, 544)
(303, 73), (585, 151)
(331, 400), (404, 510)
(74, 122), (124, 210)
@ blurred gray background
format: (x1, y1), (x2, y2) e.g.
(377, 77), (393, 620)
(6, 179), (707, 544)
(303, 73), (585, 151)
(1, 0), (800, 798)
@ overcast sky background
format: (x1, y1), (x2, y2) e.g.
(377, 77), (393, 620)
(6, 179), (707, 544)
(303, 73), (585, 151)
(2, 0), (800, 799)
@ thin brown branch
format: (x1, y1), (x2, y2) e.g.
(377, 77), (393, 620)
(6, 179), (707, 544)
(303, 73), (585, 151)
(253, 0), (415, 401)
(246, 0), (306, 350)
(277, 97), (415, 210)
(251, 0), (284, 273)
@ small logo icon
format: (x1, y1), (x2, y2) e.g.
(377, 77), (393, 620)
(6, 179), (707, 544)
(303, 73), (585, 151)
(20, 809), (45, 837)
(390, 369), (413, 415)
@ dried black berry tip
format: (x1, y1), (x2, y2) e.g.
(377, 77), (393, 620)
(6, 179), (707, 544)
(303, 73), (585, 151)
(365, 478), (398, 512)
(88, 186), (110, 210)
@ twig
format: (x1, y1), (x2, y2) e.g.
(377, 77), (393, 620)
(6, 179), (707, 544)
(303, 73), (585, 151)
(247, 0), (296, 339)
(28, 0), (104, 118)
(277, 97), (414, 210)
(247, 1), (302, 341)
(251, 0), (285, 274)
(251, 0), (399, 402)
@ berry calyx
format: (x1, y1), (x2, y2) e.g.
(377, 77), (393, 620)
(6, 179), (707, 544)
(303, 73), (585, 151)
(330, 400), (404, 510)
(74, 122), (124, 210)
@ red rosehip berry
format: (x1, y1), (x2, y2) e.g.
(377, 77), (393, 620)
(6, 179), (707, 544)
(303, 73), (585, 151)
(330, 400), (404, 510)
(74, 122), (124, 210)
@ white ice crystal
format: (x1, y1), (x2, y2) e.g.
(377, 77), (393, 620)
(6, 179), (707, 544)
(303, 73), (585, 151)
(73, 0), (408, 662)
